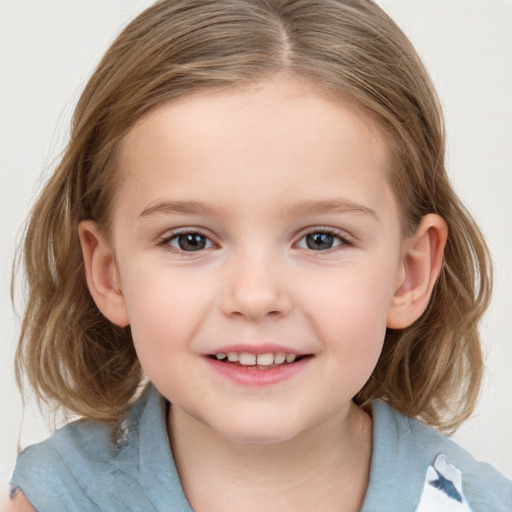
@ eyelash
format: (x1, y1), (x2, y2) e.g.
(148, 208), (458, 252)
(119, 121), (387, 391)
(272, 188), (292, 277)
(295, 228), (353, 252)
(157, 229), (216, 254)
(157, 227), (353, 254)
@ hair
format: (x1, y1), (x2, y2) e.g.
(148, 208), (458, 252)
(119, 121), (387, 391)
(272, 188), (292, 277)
(14, 0), (491, 431)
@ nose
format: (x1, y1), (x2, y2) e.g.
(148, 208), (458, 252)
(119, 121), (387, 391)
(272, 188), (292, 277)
(220, 252), (292, 321)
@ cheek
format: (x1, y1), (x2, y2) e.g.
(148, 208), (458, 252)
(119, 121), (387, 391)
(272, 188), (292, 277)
(308, 277), (391, 396)
(118, 261), (211, 361)
(303, 257), (398, 356)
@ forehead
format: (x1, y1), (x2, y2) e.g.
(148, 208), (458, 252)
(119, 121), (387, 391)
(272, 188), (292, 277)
(114, 76), (392, 218)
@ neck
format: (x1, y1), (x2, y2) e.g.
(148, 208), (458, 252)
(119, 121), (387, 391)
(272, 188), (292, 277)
(168, 403), (373, 512)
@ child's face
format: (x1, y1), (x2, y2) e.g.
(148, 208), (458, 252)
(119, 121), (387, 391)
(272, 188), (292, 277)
(104, 76), (406, 443)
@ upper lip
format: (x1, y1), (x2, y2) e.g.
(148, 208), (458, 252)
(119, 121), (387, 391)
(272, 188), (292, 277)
(203, 343), (311, 356)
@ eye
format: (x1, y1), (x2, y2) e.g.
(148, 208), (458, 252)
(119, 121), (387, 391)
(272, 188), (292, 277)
(296, 230), (349, 251)
(164, 231), (214, 252)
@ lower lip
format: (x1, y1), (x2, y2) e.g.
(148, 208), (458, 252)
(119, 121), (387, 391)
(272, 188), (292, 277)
(204, 357), (311, 386)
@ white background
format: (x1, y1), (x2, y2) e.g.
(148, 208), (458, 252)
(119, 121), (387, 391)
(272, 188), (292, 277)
(1, 0), (511, 497)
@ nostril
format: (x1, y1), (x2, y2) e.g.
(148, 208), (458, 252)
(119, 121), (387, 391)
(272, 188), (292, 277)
(220, 283), (292, 321)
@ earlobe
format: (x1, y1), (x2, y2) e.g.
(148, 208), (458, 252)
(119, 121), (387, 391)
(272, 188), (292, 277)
(78, 221), (130, 327)
(386, 214), (448, 329)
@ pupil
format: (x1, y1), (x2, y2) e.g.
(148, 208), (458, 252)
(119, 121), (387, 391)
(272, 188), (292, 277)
(179, 233), (206, 251)
(306, 233), (334, 250)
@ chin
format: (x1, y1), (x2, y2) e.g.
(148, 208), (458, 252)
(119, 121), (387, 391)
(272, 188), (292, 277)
(214, 418), (304, 445)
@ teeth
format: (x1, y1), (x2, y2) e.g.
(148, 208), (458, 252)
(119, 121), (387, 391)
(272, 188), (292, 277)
(214, 351), (301, 366)
(256, 353), (274, 366)
(239, 352), (256, 366)
(274, 353), (286, 364)
(286, 353), (297, 363)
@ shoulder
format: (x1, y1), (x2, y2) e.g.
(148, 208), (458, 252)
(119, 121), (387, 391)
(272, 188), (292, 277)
(367, 400), (512, 511)
(10, 436), (93, 511)
(3, 490), (35, 512)
(9, 387), (155, 512)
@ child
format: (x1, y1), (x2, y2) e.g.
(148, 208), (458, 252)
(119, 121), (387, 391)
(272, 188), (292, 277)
(8, 0), (512, 510)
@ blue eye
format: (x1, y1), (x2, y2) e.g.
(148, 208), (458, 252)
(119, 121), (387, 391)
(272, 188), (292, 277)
(297, 231), (347, 251)
(167, 232), (214, 252)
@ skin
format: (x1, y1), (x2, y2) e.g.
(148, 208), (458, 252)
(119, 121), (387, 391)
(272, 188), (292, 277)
(4, 492), (34, 512)
(13, 75), (447, 512)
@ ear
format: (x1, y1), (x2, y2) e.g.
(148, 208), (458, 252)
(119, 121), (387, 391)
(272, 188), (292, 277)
(78, 220), (130, 327)
(386, 214), (448, 329)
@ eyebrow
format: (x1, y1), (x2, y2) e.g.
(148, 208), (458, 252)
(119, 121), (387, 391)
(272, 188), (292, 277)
(139, 198), (378, 221)
(284, 199), (379, 221)
(139, 200), (228, 218)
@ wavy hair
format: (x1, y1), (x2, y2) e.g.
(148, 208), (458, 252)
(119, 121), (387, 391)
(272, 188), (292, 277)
(14, 0), (491, 430)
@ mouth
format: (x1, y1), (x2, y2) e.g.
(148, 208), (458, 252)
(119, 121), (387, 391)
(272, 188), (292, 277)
(207, 351), (312, 370)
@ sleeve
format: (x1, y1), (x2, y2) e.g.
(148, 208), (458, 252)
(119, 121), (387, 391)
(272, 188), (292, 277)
(10, 442), (100, 512)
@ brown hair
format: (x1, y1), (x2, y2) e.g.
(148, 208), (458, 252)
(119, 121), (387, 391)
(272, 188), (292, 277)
(14, 0), (491, 430)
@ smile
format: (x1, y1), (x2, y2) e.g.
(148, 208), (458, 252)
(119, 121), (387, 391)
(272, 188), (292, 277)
(210, 351), (303, 369)
(204, 345), (313, 386)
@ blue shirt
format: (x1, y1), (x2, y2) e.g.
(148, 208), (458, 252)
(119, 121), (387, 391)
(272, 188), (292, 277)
(10, 386), (512, 511)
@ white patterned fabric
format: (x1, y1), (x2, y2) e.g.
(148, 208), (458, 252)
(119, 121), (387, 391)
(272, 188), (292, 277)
(416, 454), (473, 512)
